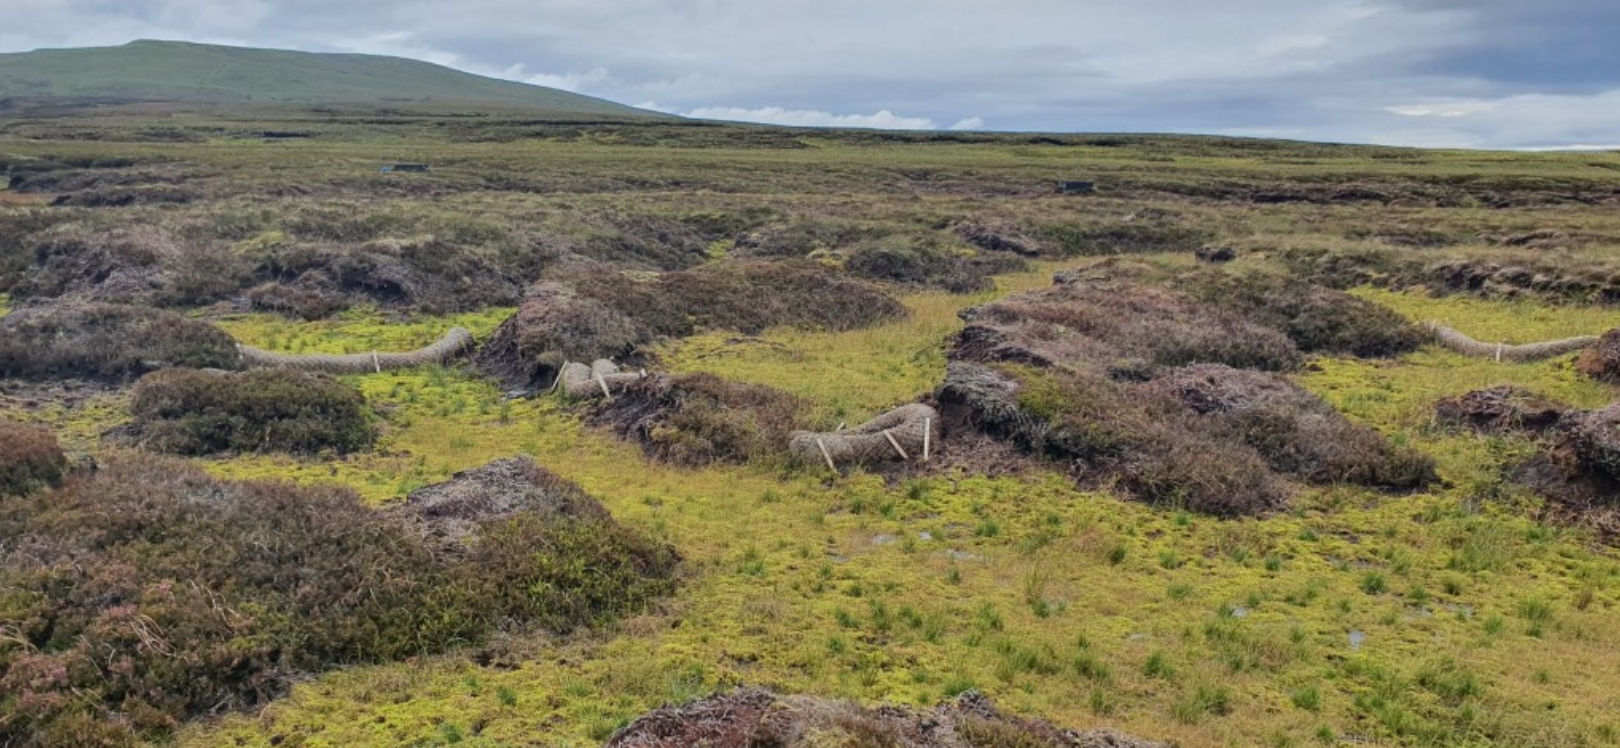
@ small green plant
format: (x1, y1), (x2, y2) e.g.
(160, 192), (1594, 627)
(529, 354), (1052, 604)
(1172, 683), (1233, 723)
(1073, 652), (1112, 683)
(1291, 684), (1322, 712)
(1361, 571), (1388, 595)
(1089, 687), (1116, 715)
(1143, 650), (1176, 680)
(1483, 613), (1507, 636)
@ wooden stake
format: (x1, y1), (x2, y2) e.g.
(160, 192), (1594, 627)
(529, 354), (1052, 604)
(372, 351), (381, 373)
(815, 438), (837, 474)
(922, 418), (931, 462)
(1496, 342), (1504, 363)
(882, 429), (909, 460)
(547, 362), (568, 394)
(596, 372), (613, 400)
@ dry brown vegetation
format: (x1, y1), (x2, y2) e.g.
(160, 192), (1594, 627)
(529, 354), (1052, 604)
(478, 262), (906, 390)
(0, 454), (678, 748)
(0, 302), (241, 383)
(590, 372), (805, 467)
(606, 688), (1166, 748)
(940, 270), (1435, 515)
(0, 420), (68, 497)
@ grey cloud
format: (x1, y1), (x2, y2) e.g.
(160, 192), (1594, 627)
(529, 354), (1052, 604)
(0, 0), (1614, 148)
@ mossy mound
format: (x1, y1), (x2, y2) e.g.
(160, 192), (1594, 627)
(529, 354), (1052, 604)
(115, 368), (375, 455)
(0, 454), (677, 748)
(0, 302), (241, 383)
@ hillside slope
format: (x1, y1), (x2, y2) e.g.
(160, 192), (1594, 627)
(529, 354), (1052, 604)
(0, 39), (657, 117)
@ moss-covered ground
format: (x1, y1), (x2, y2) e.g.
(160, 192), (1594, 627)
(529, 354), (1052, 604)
(6, 262), (1616, 748)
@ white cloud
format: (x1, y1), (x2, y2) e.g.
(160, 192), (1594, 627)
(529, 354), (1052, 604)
(681, 106), (938, 130)
(1385, 101), (1497, 118)
(502, 64), (612, 93)
(949, 117), (986, 131)
(1258, 33), (1329, 57)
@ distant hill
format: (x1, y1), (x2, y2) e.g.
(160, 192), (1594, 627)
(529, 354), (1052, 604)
(0, 39), (660, 118)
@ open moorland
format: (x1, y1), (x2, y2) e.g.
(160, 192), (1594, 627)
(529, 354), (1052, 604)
(3, 104), (1620, 748)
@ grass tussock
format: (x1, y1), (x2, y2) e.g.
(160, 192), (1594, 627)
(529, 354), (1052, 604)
(0, 302), (241, 383)
(117, 368), (375, 455)
(0, 421), (68, 497)
(0, 454), (677, 748)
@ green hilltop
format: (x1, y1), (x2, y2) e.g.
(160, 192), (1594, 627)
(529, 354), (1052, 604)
(0, 39), (660, 117)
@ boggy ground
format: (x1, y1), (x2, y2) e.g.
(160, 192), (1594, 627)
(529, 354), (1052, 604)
(3, 113), (1620, 748)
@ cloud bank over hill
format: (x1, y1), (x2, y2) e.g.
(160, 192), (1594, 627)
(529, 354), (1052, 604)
(3, 0), (1615, 148)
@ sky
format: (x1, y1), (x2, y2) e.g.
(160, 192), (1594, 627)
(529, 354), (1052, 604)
(1, 0), (1616, 149)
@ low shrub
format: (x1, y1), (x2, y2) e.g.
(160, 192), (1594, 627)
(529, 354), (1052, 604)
(10, 223), (251, 306)
(1013, 366), (1290, 516)
(605, 688), (1165, 748)
(0, 302), (242, 383)
(1280, 246), (1620, 305)
(572, 260), (907, 338)
(957, 277), (1302, 373)
(731, 218), (881, 258)
(1040, 217), (1212, 256)
(249, 236), (523, 317)
(118, 368), (374, 455)
(0, 421), (67, 497)
(478, 262), (905, 390)
(0, 454), (677, 747)
(591, 373), (805, 466)
(1177, 270), (1427, 357)
(941, 274), (1436, 515)
(846, 243), (1026, 294)
(1144, 364), (1436, 489)
(474, 281), (643, 390)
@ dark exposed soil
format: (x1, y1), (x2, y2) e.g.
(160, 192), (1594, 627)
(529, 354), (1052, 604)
(1575, 328), (1620, 383)
(1435, 386), (1568, 434)
(605, 688), (1169, 748)
(1435, 388), (1620, 540)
